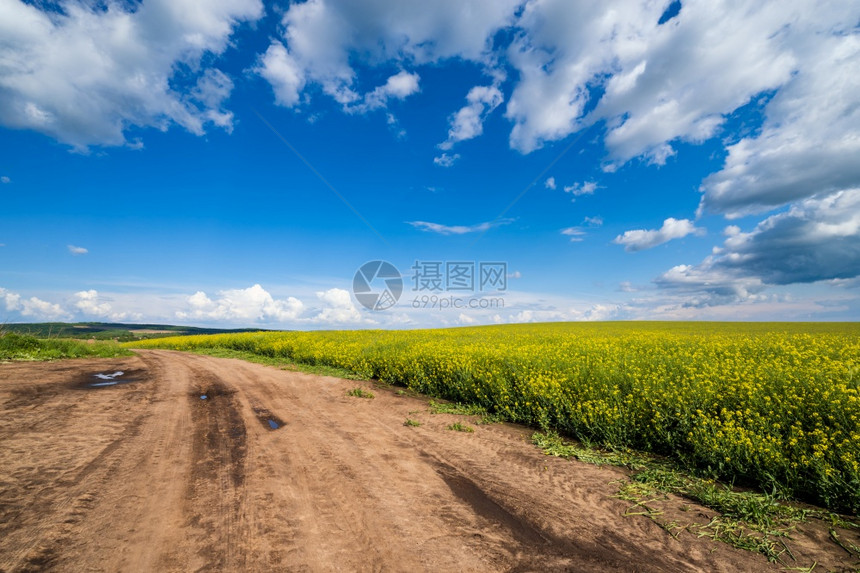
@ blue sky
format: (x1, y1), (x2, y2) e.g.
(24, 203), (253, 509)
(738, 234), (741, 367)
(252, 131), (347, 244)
(1, 0), (859, 328)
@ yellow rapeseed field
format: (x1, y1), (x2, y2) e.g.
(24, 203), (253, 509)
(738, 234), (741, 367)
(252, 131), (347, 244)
(130, 322), (860, 514)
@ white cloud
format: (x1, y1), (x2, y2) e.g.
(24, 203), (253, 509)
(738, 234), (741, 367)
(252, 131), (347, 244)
(648, 189), (860, 310)
(1, 176), (9, 184)
(433, 152), (460, 167)
(560, 217), (601, 243)
(561, 227), (586, 242)
(712, 188), (860, 285)
(363, 71), (421, 111)
(563, 181), (597, 197)
(458, 313), (477, 325)
(1, 287), (20, 312)
(74, 289), (111, 316)
(506, 300), (624, 323)
(191, 69), (236, 131)
(20, 297), (69, 320)
(73, 289), (129, 321)
(506, 0), (799, 161)
(698, 25), (860, 217)
(613, 218), (704, 252)
(0, 0), (263, 150)
(544, 176), (556, 190)
(438, 85), (503, 150)
(628, 278), (848, 319)
(256, 42), (306, 107)
(724, 225), (742, 237)
(176, 284), (305, 323)
(256, 0), (521, 113)
(67, 245), (88, 255)
(654, 263), (766, 307)
(313, 288), (362, 323)
(0, 287), (70, 320)
(408, 218), (514, 235)
(499, 0), (860, 245)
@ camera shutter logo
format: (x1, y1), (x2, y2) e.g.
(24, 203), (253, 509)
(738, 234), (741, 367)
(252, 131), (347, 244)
(353, 261), (403, 311)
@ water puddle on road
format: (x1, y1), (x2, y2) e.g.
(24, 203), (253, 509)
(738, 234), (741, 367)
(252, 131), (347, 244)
(79, 369), (144, 389)
(252, 407), (285, 431)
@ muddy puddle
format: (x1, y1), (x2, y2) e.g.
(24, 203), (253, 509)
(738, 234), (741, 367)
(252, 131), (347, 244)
(74, 369), (146, 389)
(252, 407), (285, 431)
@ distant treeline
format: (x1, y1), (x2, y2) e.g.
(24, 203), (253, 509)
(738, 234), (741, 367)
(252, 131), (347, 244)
(0, 322), (265, 342)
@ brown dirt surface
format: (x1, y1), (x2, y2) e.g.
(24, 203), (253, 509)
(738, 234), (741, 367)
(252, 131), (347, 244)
(1, 350), (857, 572)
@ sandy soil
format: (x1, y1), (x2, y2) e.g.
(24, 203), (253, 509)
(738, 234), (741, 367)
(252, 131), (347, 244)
(0, 350), (857, 572)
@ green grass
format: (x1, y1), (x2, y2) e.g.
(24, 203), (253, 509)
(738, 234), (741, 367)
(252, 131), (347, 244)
(0, 332), (131, 361)
(403, 418), (421, 427)
(428, 400), (506, 424)
(346, 387), (374, 399)
(447, 422), (474, 433)
(533, 430), (858, 564)
(2, 321), (261, 341)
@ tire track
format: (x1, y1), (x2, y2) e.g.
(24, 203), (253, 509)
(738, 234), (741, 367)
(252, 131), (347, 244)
(185, 369), (248, 571)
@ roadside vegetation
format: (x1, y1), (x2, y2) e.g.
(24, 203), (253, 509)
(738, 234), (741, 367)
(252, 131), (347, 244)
(0, 331), (131, 361)
(2, 321), (261, 342)
(532, 431), (859, 563)
(127, 322), (860, 515)
(346, 387), (374, 399)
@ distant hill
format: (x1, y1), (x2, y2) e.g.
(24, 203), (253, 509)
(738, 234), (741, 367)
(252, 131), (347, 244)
(0, 322), (267, 342)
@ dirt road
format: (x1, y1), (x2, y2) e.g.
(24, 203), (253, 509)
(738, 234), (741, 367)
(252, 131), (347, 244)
(0, 351), (855, 572)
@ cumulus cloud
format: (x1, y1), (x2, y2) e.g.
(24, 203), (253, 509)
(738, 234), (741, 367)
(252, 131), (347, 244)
(433, 152), (460, 167)
(67, 245), (88, 255)
(501, 0), (860, 234)
(654, 263), (767, 308)
(313, 288), (362, 323)
(614, 218), (704, 252)
(438, 85), (503, 150)
(74, 289), (111, 316)
(0, 287), (70, 320)
(1, 287), (20, 312)
(651, 189), (860, 307)
(73, 289), (130, 320)
(176, 284), (305, 323)
(408, 218), (514, 235)
(363, 71), (421, 111)
(712, 188), (860, 285)
(255, 0), (520, 112)
(256, 42), (306, 107)
(544, 176), (556, 190)
(506, 1), (797, 160)
(0, 0), (263, 151)
(698, 25), (860, 217)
